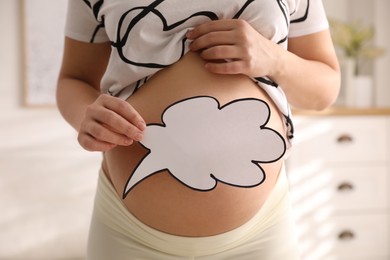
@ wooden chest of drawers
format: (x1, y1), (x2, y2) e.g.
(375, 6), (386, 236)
(287, 116), (390, 260)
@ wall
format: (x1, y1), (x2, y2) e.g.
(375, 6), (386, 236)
(0, 0), (22, 111)
(323, 0), (390, 107)
(374, 0), (390, 107)
(0, 1), (101, 259)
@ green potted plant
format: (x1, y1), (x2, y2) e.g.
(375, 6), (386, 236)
(330, 19), (385, 107)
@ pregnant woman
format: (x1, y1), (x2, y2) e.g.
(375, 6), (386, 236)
(57, 0), (340, 259)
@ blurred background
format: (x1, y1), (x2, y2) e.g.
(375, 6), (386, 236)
(0, 0), (389, 259)
(1, 1), (101, 259)
(290, 1), (390, 260)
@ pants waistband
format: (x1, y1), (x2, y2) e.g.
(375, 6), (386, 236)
(93, 165), (290, 257)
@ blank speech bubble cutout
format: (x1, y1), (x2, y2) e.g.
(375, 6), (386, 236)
(123, 96), (286, 198)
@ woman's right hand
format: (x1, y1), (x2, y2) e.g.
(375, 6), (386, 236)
(78, 94), (146, 152)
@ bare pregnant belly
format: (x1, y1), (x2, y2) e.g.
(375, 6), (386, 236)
(104, 52), (286, 237)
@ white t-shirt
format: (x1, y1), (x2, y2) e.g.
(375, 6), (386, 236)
(65, 0), (329, 141)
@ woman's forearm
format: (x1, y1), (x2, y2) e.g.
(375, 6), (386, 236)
(271, 48), (340, 110)
(56, 38), (110, 132)
(56, 77), (100, 132)
(272, 31), (341, 111)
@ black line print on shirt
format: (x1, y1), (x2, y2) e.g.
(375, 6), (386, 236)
(109, 0), (290, 86)
(254, 0), (289, 87)
(291, 0), (309, 24)
(277, 0), (290, 28)
(82, 0), (105, 43)
(276, 0), (290, 45)
(123, 96), (287, 198)
(111, 0), (257, 69)
(82, 0), (103, 19)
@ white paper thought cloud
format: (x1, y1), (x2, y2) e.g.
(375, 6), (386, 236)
(123, 96), (286, 198)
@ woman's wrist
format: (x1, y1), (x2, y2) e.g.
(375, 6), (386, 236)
(263, 43), (287, 83)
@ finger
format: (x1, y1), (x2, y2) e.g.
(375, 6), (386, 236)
(189, 31), (236, 51)
(104, 120), (144, 142)
(101, 95), (146, 132)
(78, 133), (117, 152)
(200, 45), (241, 61)
(204, 60), (247, 75)
(94, 106), (144, 141)
(87, 120), (135, 146)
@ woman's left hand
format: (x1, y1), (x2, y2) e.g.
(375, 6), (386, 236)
(186, 19), (282, 78)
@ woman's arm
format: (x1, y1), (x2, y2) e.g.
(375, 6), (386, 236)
(57, 37), (145, 152)
(186, 19), (340, 110)
(278, 30), (340, 110)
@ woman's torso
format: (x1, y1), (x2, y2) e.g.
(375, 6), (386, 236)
(103, 52), (287, 237)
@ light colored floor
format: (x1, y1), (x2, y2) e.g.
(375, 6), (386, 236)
(0, 108), (102, 260)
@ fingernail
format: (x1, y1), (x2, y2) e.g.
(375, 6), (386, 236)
(134, 133), (144, 142)
(186, 30), (193, 39)
(124, 138), (133, 146)
(137, 121), (146, 131)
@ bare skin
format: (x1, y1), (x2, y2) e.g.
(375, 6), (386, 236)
(57, 19), (340, 236)
(104, 51), (286, 236)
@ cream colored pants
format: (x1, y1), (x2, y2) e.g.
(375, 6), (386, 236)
(87, 165), (300, 259)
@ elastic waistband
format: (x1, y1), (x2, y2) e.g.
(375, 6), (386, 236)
(94, 165), (290, 257)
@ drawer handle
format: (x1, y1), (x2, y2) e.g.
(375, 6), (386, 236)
(337, 134), (354, 144)
(337, 182), (354, 192)
(338, 230), (355, 241)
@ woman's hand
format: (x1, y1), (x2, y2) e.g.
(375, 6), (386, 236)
(78, 94), (146, 152)
(186, 19), (282, 78)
